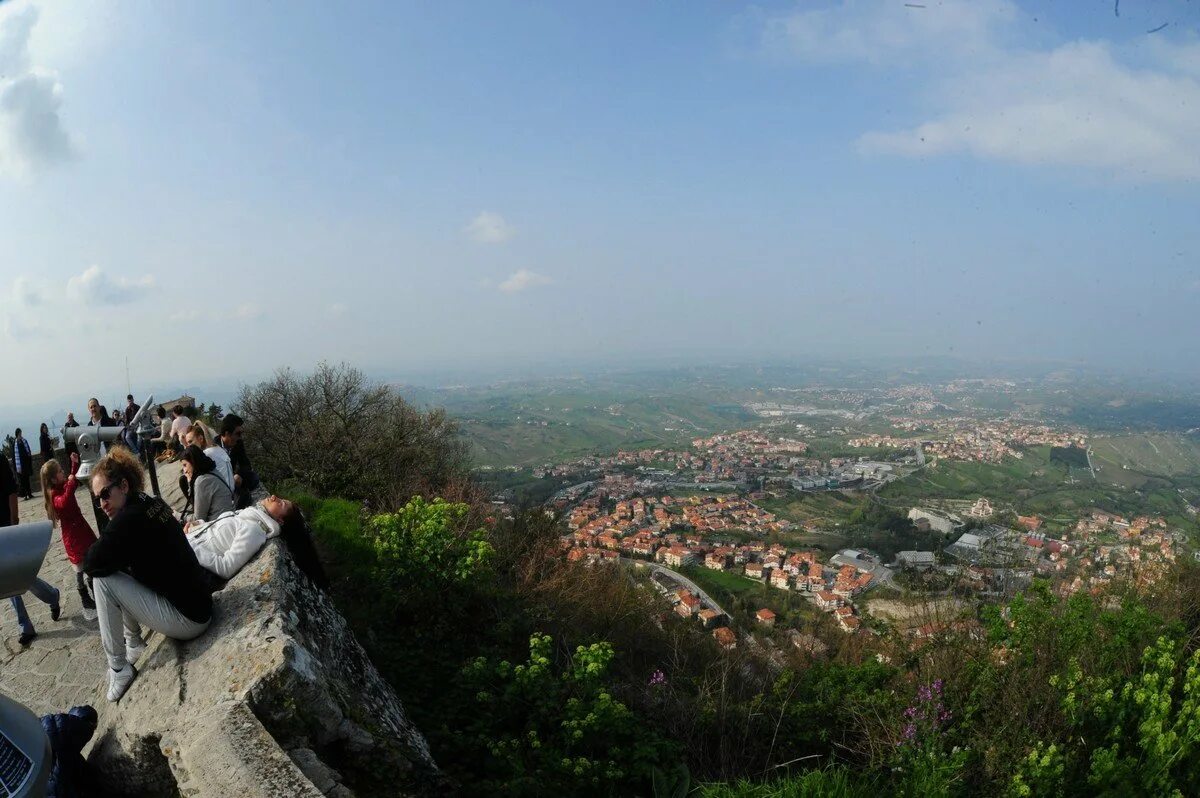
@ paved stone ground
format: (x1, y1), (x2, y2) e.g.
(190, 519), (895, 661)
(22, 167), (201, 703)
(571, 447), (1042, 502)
(0, 459), (187, 717)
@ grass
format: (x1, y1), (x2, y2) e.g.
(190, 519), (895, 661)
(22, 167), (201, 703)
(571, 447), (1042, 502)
(684, 565), (763, 598)
(758, 492), (861, 526)
(696, 767), (877, 798)
(682, 566), (824, 627)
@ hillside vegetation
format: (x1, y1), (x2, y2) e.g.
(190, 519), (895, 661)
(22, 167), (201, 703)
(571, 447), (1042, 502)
(236, 365), (1200, 796)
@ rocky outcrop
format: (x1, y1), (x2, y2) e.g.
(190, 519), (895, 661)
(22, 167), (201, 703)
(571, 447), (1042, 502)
(85, 538), (442, 796)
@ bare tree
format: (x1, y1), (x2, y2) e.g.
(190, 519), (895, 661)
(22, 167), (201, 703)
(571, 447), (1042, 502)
(236, 362), (471, 508)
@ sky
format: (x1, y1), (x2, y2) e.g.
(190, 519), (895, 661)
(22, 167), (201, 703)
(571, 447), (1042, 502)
(1, 0), (1199, 423)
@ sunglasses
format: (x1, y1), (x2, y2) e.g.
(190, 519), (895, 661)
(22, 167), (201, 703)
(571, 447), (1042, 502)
(96, 482), (122, 501)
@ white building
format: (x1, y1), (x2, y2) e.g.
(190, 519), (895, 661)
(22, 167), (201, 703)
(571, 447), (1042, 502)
(908, 508), (961, 535)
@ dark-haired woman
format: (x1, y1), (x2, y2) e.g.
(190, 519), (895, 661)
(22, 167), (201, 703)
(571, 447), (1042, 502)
(179, 445), (234, 528)
(38, 423), (54, 464)
(83, 448), (212, 701)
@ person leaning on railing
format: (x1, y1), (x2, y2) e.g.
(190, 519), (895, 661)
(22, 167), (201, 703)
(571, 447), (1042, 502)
(83, 447), (212, 702)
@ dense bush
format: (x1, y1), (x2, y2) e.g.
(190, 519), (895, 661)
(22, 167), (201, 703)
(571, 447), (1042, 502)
(236, 362), (471, 508)
(457, 633), (682, 796)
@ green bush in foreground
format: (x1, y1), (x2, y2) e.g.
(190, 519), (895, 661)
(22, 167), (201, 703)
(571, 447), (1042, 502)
(369, 495), (493, 602)
(459, 632), (682, 797)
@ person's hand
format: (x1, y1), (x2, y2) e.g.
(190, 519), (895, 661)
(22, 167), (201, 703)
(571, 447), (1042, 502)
(234, 474), (243, 488)
(183, 520), (194, 534)
(70, 452), (80, 470)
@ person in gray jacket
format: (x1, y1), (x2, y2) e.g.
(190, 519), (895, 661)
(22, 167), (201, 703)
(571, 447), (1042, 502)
(179, 446), (234, 529)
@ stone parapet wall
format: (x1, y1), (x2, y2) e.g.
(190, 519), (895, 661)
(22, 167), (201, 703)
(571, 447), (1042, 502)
(0, 460), (441, 796)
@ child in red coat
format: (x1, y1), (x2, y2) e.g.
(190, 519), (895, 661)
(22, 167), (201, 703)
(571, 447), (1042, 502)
(41, 453), (99, 620)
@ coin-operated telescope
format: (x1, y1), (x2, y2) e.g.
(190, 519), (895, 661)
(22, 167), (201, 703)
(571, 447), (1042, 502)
(0, 521), (54, 796)
(60, 425), (126, 479)
(61, 394), (156, 480)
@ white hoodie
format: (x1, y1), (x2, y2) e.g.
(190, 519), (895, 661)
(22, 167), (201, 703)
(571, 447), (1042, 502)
(187, 505), (281, 580)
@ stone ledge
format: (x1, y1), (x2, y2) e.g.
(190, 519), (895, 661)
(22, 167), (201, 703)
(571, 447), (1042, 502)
(84, 540), (441, 796)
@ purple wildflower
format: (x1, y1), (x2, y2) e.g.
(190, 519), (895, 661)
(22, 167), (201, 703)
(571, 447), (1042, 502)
(648, 669), (666, 687)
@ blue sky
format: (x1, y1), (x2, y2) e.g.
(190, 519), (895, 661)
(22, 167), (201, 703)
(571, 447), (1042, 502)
(1, 0), (1199, 416)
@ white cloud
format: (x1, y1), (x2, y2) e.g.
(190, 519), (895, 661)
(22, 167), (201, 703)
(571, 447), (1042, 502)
(0, 5), (37, 76)
(763, 0), (1200, 182)
(1, 275), (49, 341)
(66, 265), (155, 305)
(498, 269), (551, 293)
(0, 5), (75, 179)
(12, 276), (41, 307)
(761, 0), (1017, 66)
(859, 41), (1200, 181)
(232, 303), (263, 321)
(465, 211), (515, 244)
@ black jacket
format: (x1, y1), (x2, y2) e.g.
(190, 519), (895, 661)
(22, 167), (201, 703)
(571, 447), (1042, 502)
(224, 440), (258, 488)
(83, 493), (213, 624)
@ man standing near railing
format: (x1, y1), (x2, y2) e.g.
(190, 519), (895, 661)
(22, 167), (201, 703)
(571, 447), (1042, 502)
(13, 428), (34, 500)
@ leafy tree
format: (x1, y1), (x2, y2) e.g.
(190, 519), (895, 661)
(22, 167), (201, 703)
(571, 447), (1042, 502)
(202, 403), (225, 426)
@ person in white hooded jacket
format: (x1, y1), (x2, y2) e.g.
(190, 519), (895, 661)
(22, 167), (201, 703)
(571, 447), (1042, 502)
(186, 495), (296, 580)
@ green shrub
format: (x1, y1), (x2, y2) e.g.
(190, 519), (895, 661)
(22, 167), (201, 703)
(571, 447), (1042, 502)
(368, 495), (493, 601)
(1010, 636), (1200, 797)
(457, 632), (683, 797)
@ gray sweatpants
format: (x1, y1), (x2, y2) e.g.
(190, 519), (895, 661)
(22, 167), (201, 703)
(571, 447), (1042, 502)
(93, 573), (210, 670)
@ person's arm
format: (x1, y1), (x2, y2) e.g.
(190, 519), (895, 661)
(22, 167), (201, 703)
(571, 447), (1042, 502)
(83, 512), (135, 577)
(193, 520), (266, 580)
(51, 478), (77, 513)
(192, 476), (215, 523)
(7, 493), (15, 524)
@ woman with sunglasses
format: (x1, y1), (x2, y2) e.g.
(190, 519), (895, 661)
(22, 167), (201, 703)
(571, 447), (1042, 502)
(82, 447), (212, 701)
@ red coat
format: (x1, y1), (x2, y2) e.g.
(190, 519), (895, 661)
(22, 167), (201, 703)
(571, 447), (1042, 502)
(52, 472), (97, 565)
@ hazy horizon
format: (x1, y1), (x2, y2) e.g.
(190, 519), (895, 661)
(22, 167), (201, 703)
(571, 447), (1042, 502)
(2, 0), (1199, 414)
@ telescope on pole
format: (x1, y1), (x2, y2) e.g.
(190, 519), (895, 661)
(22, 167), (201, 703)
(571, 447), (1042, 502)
(0, 521), (54, 796)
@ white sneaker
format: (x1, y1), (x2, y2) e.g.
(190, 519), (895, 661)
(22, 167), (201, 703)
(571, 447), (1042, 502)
(82, 608), (97, 621)
(125, 640), (147, 664)
(107, 663), (137, 702)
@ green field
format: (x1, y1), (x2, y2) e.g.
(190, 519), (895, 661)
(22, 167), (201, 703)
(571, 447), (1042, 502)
(452, 392), (755, 467)
(875, 444), (1200, 532)
(758, 491), (863, 526)
(1090, 433), (1200, 486)
(682, 566), (822, 627)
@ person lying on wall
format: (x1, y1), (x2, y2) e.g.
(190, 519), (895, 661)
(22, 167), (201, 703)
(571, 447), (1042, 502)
(185, 494), (327, 589)
(82, 447), (213, 702)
